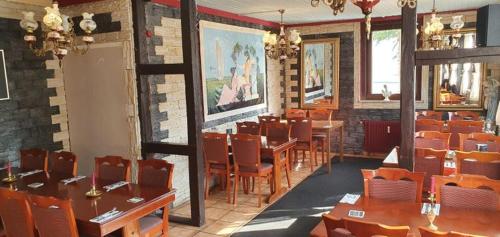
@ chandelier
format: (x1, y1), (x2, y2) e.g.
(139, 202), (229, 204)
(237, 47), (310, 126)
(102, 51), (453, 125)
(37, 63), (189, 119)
(449, 15), (465, 48)
(263, 10), (302, 64)
(397, 0), (417, 8)
(19, 1), (97, 64)
(310, 0), (348, 15)
(423, 0), (444, 49)
(351, 0), (380, 39)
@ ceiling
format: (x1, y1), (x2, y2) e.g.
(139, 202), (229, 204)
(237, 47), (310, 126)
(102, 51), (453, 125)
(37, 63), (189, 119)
(195, 0), (500, 24)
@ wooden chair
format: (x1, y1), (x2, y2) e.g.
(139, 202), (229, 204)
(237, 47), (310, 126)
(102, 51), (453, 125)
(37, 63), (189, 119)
(287, 118), (318, 172)
(0, 188), (36, 237)
(414, 148), (447, 192)
(20, 148), (48, 171)
(258, 115), (280, 136)
(448, 120), (484, 150)
(415, 131), (451, 150)
(286, 109), (307, 119)
(94, 156), (131, 182)
(309, 109), (332, 164)
(455, 151), (500, 180)
(415, 119), (445, 132)
(137, 159), (174, 237)
(434, 174), (500, 211)
(416, 111), (443, 120)
(236, 121), (261, 135)
(202, 132), (232, 203)
(361, 167), (425, 203)
(459, 133), (500, 152)
(49, 151), (78, 177)
(451, 111), (481, 121)
(28, 195), (79, 237)
(265, 123), (292, 188)
(322, 214), (349, 237)
(343, 217), (410, 237)
(419, 227), (488, 237)
(230, 133), (273, 207)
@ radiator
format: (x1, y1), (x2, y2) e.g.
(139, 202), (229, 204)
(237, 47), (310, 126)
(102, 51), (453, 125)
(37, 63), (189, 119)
(362, 120), (401, 153)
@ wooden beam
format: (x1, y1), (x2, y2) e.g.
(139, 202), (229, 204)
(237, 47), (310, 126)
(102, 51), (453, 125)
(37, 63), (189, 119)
(415, 47), (500, 65)
(141, 143), (196, 156)
(137, 64), (185, 75)
(399, 4), (417, 171)
(180, 0), (206, 227)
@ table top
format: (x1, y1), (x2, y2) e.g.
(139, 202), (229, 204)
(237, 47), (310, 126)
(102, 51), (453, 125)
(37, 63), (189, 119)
(279, 120), (344, 129)
(310, 197), (500, 237)
(228, 136), (297, 154)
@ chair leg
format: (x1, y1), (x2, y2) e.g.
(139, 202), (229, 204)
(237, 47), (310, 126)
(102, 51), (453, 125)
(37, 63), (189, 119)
(233, 173), (239, 205)
(257, 176), (262, 208)
(321, 141), (325, 165)
(294, 149), (298, 164)
(284, 161), (291, 188)
(309, 149), (313, 172)
(205, 172), (210, 199)
(302, 150), (306, 163)
(252, 177), (255, 192)
(219, 175), (225, 190)
(226, 171), (231, 204)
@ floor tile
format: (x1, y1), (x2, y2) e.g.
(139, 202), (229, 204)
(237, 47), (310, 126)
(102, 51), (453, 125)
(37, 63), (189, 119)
(203, 220), (241, 235)
(168, 227), (198, 237)
(205, 207), (231, 220)
(220, 210), (256, 224)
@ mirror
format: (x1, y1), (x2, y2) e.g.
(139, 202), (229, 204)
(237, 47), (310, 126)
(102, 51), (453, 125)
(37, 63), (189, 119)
(433, 63), (485, 111)
(300, 38), (340, 109)
(442, 28), (476, 49)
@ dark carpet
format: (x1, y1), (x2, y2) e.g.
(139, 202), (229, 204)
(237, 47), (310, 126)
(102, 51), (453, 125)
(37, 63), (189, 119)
(231, 157), (382, 237)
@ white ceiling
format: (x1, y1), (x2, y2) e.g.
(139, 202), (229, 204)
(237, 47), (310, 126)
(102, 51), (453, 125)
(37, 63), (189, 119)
(196, 0), (500, 24)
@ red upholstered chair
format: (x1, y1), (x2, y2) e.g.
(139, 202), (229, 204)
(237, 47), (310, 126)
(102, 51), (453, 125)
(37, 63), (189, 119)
(455, 151), (500, 180)
(258, 115), (280, 136)
(414, 148), (446, 192)
(49, 151), (78, 177)
(361, 168), (425, 203)
(451, 111), (481, 121)
(236, 121), (261, 136)
(309, 109), (332, 164)
(94, 156), (131, 182)
(459, 133), (500, 152)
(286, 109), (307, 119)
(415, 119), (445, 132)
(0, 188), (36, 237)
(230, 133), (273, 207)
(202, 132), (232, 203)
(28, 195), (79, 237)
(343, 217), (410, 237)
(416, 111), (443, 120)
(20, 148), (48, 171)
(448, 120), (484, 150)
(287, 118), (318, 172)
(137, 159), (174, 237)
(419, 227), (488, 237)
(415, 131), (451, 150)
(265, 123), (292, 188)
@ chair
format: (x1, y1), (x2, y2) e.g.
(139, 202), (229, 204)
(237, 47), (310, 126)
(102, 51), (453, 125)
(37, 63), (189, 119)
(451, 111), (481, 121)
(414, 148), (446, 192)
(286, 109), (307, 119)
(415, 131), (451, 150)
(258, 115), (280, 136)
(265, 123), (292, 188)
(287, 118), (318, 172)
(49, 151), (78, 177)
(137, 159), (174, 237)
(0, 188), (36, 237)
(416, 111), (443, 120)
(202, 132), (232, 203)
(419, 227), (488, 237)
(415, 119), (445, 132)
(324, 216), (410, 237)
(309, 109), (332, 120)
(434, 174), (500, 211)
(94, 156), (131, 182)
(236, 121), (261, 135)
(459, 133), (500, 152)
(28, 195), (79, 237)
(309, 109), (332, 164)
(361, 167), (425, 203)
(20, 148), (48, 171)
(448, 120), (484, 150)
(455, 151), (500, 180)
(230, 133), (273, 207)
(322, 214), (349, 237)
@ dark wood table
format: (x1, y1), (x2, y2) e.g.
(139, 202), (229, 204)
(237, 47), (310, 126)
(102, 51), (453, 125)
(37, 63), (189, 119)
(0, 168), (175, 237)
(309, 197), (500, 237)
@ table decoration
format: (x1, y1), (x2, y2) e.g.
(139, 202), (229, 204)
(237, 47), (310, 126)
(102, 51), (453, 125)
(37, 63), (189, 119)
(2, 161), (16, 183)
(86, 172), (102, 197)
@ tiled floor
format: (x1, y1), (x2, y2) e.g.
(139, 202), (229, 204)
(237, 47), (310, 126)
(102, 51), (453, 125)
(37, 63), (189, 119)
(169, 155), (326, 237)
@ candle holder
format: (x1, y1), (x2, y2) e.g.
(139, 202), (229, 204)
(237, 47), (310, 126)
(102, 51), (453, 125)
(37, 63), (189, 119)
(426, 193), (438, 230)
(86, 185), (103, 198)
(2, 172), (17, 183)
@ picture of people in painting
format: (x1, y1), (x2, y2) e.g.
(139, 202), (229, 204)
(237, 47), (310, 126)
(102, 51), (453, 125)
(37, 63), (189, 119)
(303, 43), (324, 93)
(438, 63), (481, 105)
(201, 22), (266, 120)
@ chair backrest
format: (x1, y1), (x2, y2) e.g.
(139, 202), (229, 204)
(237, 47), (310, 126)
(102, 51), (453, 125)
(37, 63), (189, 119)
(286, 109), (307, 119)
(266, 123), (291, 141)
(451, 111), (481, 121)
(323, 214), (350, 237)
(343, 217), (410, 237)
(415, 119), (445, 132)
(202, 132), (230, 167)
(416, 111), (443, 120)
(0, 188), (36, 237)
(414, 148), (446, 192)
(287, 117), (313, 143)
(95, 156), (131, 182)
(137, 159), (174, 189)
(434, 174), (500, 211)
(309, 109), (332, 120)
(455, 151), (500, 180)
(28, 195), (79, 237)
(258, 115), (281, 136)
(419, 227), (488, 237)
(49, 151), (78, 177)
(448, 120), (484, 149)
(20, 148), (48, 171)
(362, 168), (425, 203)
(459, 133), (500, 152)
(415, 131), (451, 150)
(236, 121), (261, 136)
(230, 133), (261, 171)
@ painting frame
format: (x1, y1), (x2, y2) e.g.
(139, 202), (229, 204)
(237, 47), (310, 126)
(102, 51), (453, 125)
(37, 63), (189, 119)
(200, 21), (268, 122)
(0, 49), (9, 101)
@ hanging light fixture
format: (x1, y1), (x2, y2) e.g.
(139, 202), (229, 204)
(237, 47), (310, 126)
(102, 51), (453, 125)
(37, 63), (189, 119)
(263, 9), (302, 64)
(449, 15), (465, 48)
(423, 0), (444, 49)
(19, 0), (97, 65)
(310, 0), (348, 15)
(397, 0), (417, 8)
(351, 0), (380, 39)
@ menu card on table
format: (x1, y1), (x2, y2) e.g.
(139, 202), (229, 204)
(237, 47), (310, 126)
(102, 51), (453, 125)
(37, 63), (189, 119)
(339, 194), (361, 205)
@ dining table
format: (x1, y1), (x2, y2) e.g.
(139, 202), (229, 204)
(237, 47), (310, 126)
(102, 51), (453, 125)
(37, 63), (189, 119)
(309, 197), (500, 237)
(0, 168), (175, 237)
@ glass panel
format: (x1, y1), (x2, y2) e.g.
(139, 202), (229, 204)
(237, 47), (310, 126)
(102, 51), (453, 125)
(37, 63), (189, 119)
(371, 29), (401, 94)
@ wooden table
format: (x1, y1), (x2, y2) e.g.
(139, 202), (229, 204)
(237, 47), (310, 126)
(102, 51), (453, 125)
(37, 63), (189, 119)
(309, 197), (500, 237)
(382, 147), (457, 175)
(0, 169), (175, 237)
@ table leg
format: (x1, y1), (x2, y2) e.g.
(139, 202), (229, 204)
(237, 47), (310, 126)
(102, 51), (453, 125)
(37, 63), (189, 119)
(268, 152), (286, 203)
(340, 125), (344, 162)
(122, 220), (140, 237)
(327, 129), (332, 174)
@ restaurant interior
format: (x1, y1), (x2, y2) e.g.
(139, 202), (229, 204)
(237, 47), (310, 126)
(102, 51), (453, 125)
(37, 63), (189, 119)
(0, 0), (499, 236)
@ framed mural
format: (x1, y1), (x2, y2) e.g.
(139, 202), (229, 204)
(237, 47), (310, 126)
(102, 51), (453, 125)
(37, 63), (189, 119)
(0, 50), (9, 100)
(200, 21), (267, 122)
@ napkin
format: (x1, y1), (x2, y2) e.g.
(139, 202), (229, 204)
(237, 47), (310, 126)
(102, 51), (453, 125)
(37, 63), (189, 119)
(89, 208), (123, 223)
(103, 181), (129, 192)
(18, 170), (43, 178)
(339, 194), (360, 205)
(61, 176), (86, 185)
